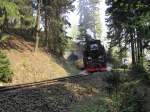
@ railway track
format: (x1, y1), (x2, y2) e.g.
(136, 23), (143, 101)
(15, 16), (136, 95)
(0, 73), (89, 93)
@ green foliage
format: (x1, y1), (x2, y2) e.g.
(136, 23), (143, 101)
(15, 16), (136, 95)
(0, 0), (34, 32)
(41, 0), (75, 56)
(0, 0), (20, 17)
(106, 0), (150, 68)
(20, 16), (34, 29)
(107, 47), (127, 69)
(0, 33), (9, 42)
(15, 0), (34, 28)
(132, 56), (146, 73)
(70, 72), (146, 112)
(132, 64), (145, 73)
(0, 50), (13, 82)
(104, 72), (145, 112)
(110, 91), (143, 112)
(142, 72), (150, 82)
(70, 98), (110, 112)
(71, 92), (143, 112)
(144, 59), (150, 71)
(143, 73), (150, 82)
(0, 0), (75, 56)
(67, 41), (78, 51)
(119, 86), (144, 112)
(0, 0), (20, 27)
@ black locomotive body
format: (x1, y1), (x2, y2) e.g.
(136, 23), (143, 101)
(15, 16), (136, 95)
(83, 40), (107, 73)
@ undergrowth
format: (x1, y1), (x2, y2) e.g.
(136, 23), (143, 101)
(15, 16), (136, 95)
(0, 33), (10, 42)
(0, 50), (13, 82)
(70, 98), (110, 112)
(70, 72), (146, 112)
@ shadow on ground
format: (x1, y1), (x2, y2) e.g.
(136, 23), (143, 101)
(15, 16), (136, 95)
(0, 73), (107, 112)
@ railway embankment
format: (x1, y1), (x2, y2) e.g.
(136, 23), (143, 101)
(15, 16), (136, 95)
(0, 72), (149, 112)
(0, 72), (106, 112)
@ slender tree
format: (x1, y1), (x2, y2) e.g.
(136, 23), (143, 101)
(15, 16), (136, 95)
(34, 0), (41, 52)
(32, 0), (75, 55)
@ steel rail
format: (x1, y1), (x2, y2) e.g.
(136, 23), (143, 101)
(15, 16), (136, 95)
(0, 73), (89, 93)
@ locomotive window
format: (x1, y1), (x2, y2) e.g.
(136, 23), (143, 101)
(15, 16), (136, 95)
(90, 44), (98, 50)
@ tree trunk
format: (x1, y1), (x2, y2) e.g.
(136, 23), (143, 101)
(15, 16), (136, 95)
(137, 28), (144, 65)
(45, 13), (49, 49)
(35, 3), (40, 52)
(35, 33), (40, 52)
(137, 38), (140, 62)
(139, 37), (143, 57)
(131, 33), (135, 65)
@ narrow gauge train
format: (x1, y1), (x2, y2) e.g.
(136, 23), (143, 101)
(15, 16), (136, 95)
(83, 40), (107, 73)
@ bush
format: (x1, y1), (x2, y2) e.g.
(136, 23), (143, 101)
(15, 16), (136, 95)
(70, 98), (110, 112)
(144, 60), (150, 72)
(0, 33), (10, 42)
(0, 50), (13, 82)
(142, 72), (150, 84)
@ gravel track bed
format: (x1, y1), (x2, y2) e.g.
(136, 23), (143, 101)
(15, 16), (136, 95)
(0, 74), (106, 112)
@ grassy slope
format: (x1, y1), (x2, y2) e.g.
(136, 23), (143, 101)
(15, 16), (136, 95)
(2, 35), (79, 85)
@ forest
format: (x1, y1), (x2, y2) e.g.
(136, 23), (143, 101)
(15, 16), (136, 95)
(0, 0), (150, 112)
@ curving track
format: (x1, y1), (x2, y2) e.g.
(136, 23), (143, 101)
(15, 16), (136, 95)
(0, 73), (90, 93)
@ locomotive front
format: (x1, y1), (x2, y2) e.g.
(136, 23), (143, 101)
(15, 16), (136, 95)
(83, 40), (107, 73)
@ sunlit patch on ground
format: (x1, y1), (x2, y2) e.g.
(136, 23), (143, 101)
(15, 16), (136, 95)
(5, 50), (69, 85)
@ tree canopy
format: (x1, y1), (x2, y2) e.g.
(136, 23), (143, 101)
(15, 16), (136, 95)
(0, 0), (75, 56)
(106, 0), (150, 68)
(78, 0), (102, 40)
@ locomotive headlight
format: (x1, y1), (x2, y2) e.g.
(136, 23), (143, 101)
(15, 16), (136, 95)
(98, 56), (103, 59)
(87, 57), (92, 60)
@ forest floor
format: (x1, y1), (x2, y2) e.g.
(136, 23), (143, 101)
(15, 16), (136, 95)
(0, 72), (149, 112)
(0, 73), (107, 112)
(1, 35), (79, 86)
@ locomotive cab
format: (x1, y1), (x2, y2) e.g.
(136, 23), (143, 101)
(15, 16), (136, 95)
(83, 40), (107, 73)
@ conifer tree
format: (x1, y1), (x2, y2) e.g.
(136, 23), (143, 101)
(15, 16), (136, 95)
(0, 0), (20, 31)
(0, 50), (13, 82)
(106, 0), (150, 68)
(78, 0), (102, 39)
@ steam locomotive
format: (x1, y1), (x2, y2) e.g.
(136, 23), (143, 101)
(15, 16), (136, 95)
(83, 40), (107, 73)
